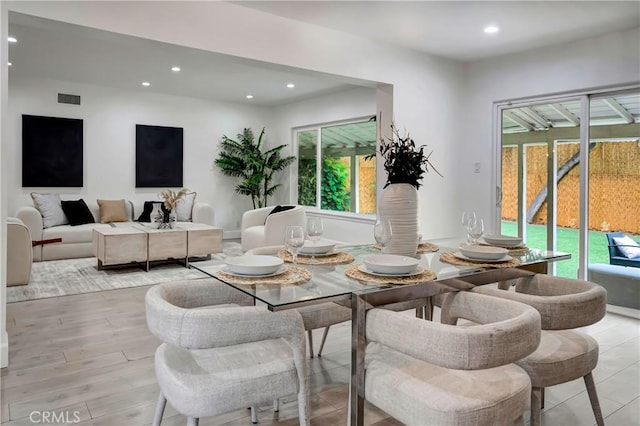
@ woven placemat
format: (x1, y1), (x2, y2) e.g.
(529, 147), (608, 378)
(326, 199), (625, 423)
(374, 242), (439, 253)
(439, 251), (521, 269)
(278, 249), (355, 265)
(215, 266), (311, 285)
(344, 264), (436, 285)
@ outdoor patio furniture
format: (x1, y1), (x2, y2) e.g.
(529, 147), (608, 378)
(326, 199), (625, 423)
(606, 232), (640, 268)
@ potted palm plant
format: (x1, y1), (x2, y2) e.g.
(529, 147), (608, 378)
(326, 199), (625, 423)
(370, 122), (442, 256)
(214, 128), (295, 209)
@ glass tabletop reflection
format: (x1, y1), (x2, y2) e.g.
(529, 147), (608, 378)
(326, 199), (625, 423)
(189, 237), (570, 311)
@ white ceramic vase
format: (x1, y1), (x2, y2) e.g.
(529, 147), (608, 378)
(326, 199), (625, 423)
(379, 183), (419, 257)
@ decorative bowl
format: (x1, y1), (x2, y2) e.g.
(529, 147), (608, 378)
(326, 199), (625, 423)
(483, 234), (523, 248)
(299, 240), (336, 254)
(459, 244), (508, 261)
(363, 254), (419, 275)
(225, 255), (284, 275)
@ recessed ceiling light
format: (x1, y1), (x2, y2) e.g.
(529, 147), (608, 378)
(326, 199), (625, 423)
(142, 81), (151, 87)
(286, 83), (295, 89)
(8, 62), (11, 66)
(246, 95), (254, 99)
(7, 36), (17, 43)
(484, 25), (499, 34)
(171, 66), (181, 72)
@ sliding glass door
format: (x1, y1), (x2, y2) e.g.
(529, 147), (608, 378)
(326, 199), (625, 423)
(498, 88), (639, 278)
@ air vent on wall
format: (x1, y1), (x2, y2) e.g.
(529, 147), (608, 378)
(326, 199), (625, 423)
(58, 93), (81, 105)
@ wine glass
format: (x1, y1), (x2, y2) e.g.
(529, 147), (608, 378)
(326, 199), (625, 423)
(467, 218), (484, 245)
(285, 226), (305, 277)
(461, 211), (477, 244)
(374, 219), (392, 249)
(306, 217), (324, 260)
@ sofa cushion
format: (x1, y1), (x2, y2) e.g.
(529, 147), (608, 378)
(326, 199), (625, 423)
(61, 199), (95, 226)
(97, 199), (128, 223)
(43, 223), (111, 244)
(176, 192), (197, 222)
(31, 193), (68, 228)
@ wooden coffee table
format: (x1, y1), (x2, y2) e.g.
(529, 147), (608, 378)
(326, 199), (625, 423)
(93, 224), (223, 271)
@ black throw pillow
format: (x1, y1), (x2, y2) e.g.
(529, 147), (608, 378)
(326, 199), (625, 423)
(137, 201), (159, 222)
(265, 205), (295, 224)
(60, 199), (95, 226)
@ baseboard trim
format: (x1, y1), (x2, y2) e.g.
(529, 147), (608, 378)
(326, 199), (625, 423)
(606, 304), (640, 320)
(224, 230), (241, 240)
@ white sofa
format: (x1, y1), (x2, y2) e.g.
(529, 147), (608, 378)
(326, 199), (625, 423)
(241, 205), (306, 252)
(17, 200), (216, 262)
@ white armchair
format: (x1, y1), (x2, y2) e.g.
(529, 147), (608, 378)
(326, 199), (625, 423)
(241, 205), (306, 252)
(7, 217), (33, 286)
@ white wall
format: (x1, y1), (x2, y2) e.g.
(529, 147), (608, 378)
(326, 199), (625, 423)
(7, 1), (467, 241)
(461, 27), (640, 233)
(272, 86), (378, 243)
(8, 76), (275, 231)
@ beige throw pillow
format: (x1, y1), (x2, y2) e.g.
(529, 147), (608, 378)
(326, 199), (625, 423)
(97, 199), (128, 223)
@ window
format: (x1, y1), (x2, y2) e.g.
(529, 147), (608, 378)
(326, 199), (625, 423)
(296, 120), (376, 214)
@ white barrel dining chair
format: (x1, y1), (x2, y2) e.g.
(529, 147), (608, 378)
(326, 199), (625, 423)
(472, 274), (607, 426)
(145, 278), (310, 426)
(365, 290), (542, 426)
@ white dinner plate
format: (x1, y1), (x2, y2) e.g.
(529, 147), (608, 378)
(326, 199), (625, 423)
(225, 255), (284, 275)
(363, 254), (419, 274)
(221, 265), (288, 278)
(299, 240), (336, 255)
(454, 252), (512, 263)
(358, 264), (424, 277)
(298, 250), (339, 258)
(483, 235), (523, 248)
(459, 244), (508, 260)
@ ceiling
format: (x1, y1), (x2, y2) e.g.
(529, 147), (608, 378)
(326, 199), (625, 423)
(236, 1), (640, 61)
(7, 2), (640, 108)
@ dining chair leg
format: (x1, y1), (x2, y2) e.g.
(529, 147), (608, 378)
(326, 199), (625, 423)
(530, 387), (542, 426)
(152, 392), (167, 426)
(317, 326), (330, 357)
(251, 406), (258, 424)
(541, 387), (545, 409)
(584, 372), (605, 426)
(273, 398), (280, 412)
(307, 330), (315, 358)
(187, 417), (199, 426)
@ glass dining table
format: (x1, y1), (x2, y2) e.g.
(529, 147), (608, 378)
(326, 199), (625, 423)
(190, 237), (571, 426)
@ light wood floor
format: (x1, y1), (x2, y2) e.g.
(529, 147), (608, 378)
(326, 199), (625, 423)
(1, 285), (639, 426)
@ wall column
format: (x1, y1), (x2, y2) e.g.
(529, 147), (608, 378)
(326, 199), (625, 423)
(1, 2), (10, 369)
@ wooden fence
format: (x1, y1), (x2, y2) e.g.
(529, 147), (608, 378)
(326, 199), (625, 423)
(502, 140), (640, 234)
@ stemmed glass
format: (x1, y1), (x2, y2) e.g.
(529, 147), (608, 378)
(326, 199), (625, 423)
(461, 211), (477, 244)
(306, 217), (324, 260)
(467, 218), (485, 245)
(285, 226), (305, 278)
(374, 219), (393, 249)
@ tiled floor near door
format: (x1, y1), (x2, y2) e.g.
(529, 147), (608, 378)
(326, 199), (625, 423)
(1, 285), (638, 425)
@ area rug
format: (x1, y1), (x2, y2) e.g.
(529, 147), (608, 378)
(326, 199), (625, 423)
(7, 242), (244, 303)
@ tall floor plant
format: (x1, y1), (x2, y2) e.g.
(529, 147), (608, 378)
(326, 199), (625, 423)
(214, 127), (295, 209)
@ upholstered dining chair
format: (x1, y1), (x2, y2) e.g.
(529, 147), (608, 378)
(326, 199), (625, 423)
(6, 217), (33, 286)
(145, 278), (310, 426)
(472, 274), (607, 426)
(245, 245), (351, 358)
(365, 291), (541, 426)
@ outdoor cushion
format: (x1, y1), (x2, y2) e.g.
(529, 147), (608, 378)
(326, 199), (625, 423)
(613, 235), (640, 258)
